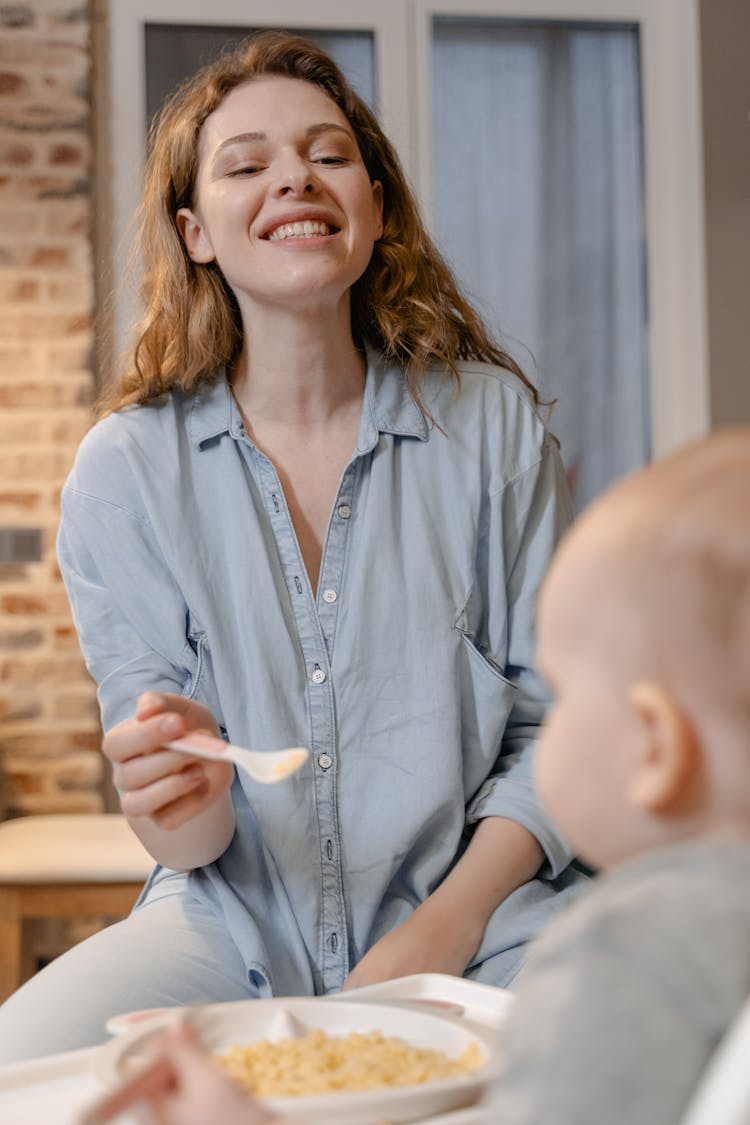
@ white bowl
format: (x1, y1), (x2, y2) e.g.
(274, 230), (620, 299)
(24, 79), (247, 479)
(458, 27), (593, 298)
(94, 995), (501, 1124)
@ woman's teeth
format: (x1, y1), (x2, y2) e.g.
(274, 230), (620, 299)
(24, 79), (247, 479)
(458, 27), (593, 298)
(268, 220), (332, 241)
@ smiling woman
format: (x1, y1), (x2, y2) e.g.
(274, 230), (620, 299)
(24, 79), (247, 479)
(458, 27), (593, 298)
(176, 78), (383, 325)
(0, 31), (587, 1063)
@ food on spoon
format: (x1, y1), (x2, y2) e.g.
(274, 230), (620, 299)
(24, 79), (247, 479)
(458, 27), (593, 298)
(270, 749), (309, 780)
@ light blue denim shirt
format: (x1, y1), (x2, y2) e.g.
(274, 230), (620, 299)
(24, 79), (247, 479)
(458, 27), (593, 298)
(57, 348), (583, 995)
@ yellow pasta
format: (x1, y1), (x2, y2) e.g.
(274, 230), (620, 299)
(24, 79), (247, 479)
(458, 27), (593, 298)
(213, 1028), (482, 1097)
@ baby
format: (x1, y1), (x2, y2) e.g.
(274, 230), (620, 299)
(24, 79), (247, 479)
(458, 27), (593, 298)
(490, 425), (750, 1122)
(117, 428), (750, 1124)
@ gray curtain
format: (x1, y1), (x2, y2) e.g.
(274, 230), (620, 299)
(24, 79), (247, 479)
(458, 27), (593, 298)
(432, 20), (650, 509)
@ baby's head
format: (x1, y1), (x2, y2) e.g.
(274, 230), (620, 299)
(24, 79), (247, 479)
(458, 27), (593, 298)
(535, 428), (750, 871)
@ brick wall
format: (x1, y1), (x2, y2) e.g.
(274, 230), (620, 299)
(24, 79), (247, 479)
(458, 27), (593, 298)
(0, 0), (102, 818)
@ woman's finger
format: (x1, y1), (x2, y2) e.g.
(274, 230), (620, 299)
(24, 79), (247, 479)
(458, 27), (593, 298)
(135, 691), (219, 728)
(103, 711), (185, 765)
(147, 785), (225, 831)
(134, 691), (196, 721)
(112, 748), (206, 793)
(120, 765), (208, 819)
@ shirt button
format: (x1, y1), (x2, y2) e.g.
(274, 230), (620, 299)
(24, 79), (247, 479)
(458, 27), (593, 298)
(318, 753), (333, 770)
(322, 589), (337, 604)
(311, 667), (327, 685)
(337, 504), (351, 519)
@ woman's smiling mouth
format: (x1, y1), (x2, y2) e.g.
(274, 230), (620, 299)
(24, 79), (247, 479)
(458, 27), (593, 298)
(266, 220), (338, 241)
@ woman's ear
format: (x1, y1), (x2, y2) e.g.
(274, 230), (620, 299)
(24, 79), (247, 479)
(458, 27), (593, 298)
(626, 680), (704, 814)
(176, 207), (215, 264)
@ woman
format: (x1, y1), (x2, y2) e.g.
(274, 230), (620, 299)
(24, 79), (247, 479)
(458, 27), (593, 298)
(0, 31), (583, 1062)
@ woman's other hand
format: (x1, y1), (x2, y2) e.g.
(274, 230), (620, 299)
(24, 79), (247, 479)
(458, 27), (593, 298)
(341, 894), (483, 992)
(342, 817), (544, 992)
(105, 692), (235, 831)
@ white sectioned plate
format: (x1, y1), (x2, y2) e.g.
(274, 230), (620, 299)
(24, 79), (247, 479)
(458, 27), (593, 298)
(94, 995), (500, 1124)
(105, 1007), (176, 1036)
(105, 974), (515, 1037)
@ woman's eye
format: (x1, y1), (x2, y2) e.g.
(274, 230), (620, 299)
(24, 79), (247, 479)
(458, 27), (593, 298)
(314, 156), (348, 166)
(228, 165), (263, 177)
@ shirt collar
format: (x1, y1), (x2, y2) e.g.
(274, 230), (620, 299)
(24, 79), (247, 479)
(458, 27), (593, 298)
(357, 343), (429, 453)
(187, 373), (242, 448)
(187, 346), (430, 451)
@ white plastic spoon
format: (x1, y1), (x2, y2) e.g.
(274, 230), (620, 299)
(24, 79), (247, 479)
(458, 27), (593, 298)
(164, 732), (309, 784)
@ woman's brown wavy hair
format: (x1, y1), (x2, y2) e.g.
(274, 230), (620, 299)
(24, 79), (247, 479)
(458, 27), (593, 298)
(100, 30), (537, 415)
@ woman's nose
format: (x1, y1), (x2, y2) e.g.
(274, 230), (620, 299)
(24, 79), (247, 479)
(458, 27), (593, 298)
(274, 156), (318, 197)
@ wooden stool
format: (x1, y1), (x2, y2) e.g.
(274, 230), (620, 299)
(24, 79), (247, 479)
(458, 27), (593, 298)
(0, 814), (154, 1002)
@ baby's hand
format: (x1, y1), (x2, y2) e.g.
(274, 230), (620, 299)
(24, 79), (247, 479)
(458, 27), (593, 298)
(133, 1025), (279, 1125)
(104, 692), (234, 831)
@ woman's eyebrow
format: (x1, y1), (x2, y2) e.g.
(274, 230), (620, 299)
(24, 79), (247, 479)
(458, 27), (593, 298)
(305, 122), (354, 140)
(214, 131), (266, 157)
(212, 123), (353, 165)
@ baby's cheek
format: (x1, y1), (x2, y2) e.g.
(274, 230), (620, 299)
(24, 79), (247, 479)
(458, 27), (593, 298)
(534, 714), (584, 841)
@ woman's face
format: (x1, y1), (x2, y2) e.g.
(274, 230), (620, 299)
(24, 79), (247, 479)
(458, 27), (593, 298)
(177, 76), (383, 321)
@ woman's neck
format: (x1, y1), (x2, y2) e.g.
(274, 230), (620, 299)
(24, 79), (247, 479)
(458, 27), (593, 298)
(230, 304), (366, 427)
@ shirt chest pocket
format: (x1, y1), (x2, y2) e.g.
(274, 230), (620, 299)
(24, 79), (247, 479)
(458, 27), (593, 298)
(454, 627), (517, 785)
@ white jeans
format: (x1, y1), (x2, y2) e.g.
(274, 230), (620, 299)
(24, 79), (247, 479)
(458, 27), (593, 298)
(0, 893), (258, 1064)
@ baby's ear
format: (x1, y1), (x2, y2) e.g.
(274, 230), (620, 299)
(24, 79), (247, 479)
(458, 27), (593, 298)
(626, 680), (703, 814)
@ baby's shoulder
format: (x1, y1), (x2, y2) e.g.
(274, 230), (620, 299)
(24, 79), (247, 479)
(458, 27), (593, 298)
(538, 842), (750, 971)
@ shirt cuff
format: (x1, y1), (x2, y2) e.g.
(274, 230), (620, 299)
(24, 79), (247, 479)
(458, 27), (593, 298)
(466, 774), (574, 879)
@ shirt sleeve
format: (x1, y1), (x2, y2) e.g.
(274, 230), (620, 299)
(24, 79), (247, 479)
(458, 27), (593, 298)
(57, 483), (199, 733)
(465, 429), (574, 877)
